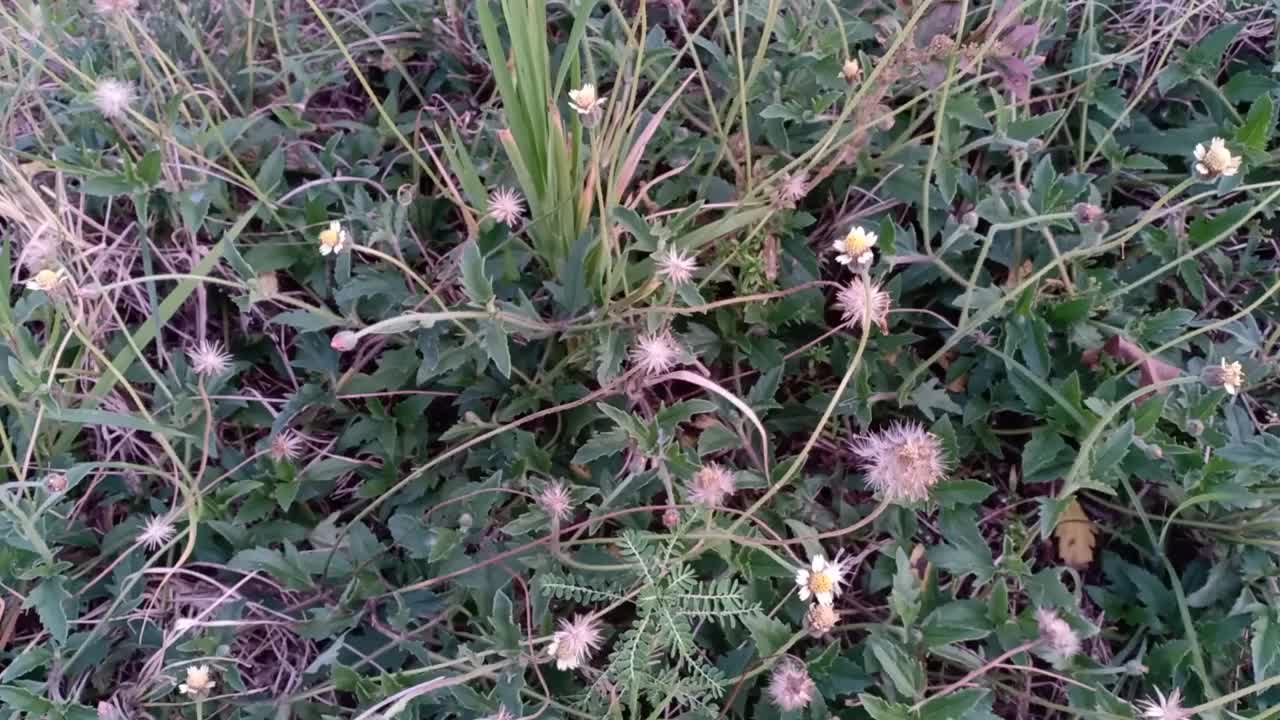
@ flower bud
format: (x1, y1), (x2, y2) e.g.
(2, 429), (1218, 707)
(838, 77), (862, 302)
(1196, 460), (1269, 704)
(662, 508), (679, 528)
(330, 331), (359, 352)
(45, 473), (67, 492)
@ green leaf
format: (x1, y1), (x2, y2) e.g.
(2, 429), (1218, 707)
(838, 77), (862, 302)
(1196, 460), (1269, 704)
(1092, 419), (1133, 479)
(1188, 204), (1251, 247)
(269, 309), (342, 332)
(865, 632), (923, 698)
(932, 479), (995, 508)
(908, 378), (963, 420)
(1185, 23), (1241, 70)
(890, 548), (921, 627)
(80, 174), (136, 196)
(1006, 111), (1064, 142)
(859, 694), (912, 720)
(1218, 434), (1280, 472)
(1023, 429), (1072, 483)
(571, 429), (630, 464)
(255, 146), (286, 193)
(929, 508), (995, 585)
(946, 94), (991, 129)
(1235, 94), (1275, 151)
(136, 150), (162, 187)
(1251, 610), (1280, 684)
(917, 688), (993, 720)
(480, 321), (511, 378)
(42, 407), (195, 440)
(742, 612), (791, 658)
(26, 578), (70, 645)
(460, 240), (494, 305)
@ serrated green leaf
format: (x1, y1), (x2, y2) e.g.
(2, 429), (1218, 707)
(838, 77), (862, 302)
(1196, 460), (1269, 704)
(460, 240), (494, 305)
(1236, 94), (1275, 151)
(26, 578), (70, 645)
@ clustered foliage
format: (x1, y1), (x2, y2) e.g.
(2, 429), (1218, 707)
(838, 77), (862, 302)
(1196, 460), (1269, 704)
(1, 0), (1279, 719)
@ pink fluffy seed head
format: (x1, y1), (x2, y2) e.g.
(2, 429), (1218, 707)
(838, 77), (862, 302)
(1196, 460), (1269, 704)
(850, 422), (947, 504)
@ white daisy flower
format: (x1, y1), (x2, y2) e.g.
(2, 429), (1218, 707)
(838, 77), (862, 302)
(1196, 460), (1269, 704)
(794, 553), (846, 606)
(318, 221), (349, 256)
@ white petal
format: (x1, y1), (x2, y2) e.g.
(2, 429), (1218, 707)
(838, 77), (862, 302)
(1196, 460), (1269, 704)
(1225, 383), (1237, 395)
(795, 570), (809, 585)
(1194, 144), (1206, 160)
(865, 231), (879, 244)
(811, 555), (826, 571)
(798, 587), (811, 600)
(1195, 162), (1209, 176)
(329, 221), (341, 233)
(1223, 166), (1238, 176)
(319, 245), (332, 256)
(816, 591), (833, 605)
(835, 254), (851, 265)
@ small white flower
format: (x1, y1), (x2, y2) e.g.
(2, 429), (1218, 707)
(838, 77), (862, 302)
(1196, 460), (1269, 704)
(139, 515), (175, 550)
(1138, 688), (1192, 720)
(318, 221), (349, 255)
(178, 664), (216, 697)
(794, 553), (846, 606)
(833, 225), (877, 266)
(24, 267), (69, 292)
(568, 83), (607, 116)
(93, 78), (134, 119)
(1193, 137), (1241, 179)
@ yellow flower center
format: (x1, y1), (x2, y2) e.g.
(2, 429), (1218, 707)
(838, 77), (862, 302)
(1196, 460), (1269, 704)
(808, 572), (833, 594)
(319, 229), (340, 248)
(844, 229), (873, 255)
(35, 269), (60, 288)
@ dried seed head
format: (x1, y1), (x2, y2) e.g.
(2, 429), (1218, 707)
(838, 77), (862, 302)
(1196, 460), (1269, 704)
(1035, 608), (1081, 660)
(774, 173), (809, 208)
(687, 462), (736, 507)
(806, 602), (839, 636)
(655, 248), (698, 285)
(629, 331), (681, 376)
(1138, 688), (1192, 720)
(487, 187), (525, 226)
(139, 515), (176, 550)
(45, 473), (68, 493)
(1202, 358), (1245, 395)
(546, 614), (604, 670)
(539, 481), (574, 522)
(766, 658), (815, 712)
(187, 340), (233, 377)
(93, 78), (134, 119)
(835, 277), (891, 333)
(270, 431), (303, 463)
(850, 422), (948, 504)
